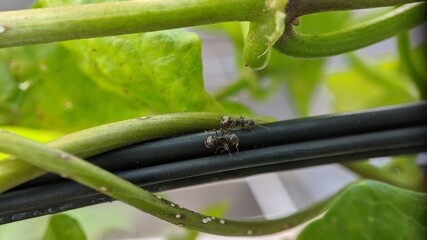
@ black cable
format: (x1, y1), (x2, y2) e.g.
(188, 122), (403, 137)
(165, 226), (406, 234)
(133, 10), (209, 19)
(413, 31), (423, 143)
(14, 101), (427, 190)
(2, 147), (425, 224)
(1, 125), (426, 224)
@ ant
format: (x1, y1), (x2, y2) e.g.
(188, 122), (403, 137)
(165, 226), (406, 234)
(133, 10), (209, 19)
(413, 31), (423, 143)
(221, 116), (268, 131)
(221, 116), (254, 131)
(204, 130), (239, 156)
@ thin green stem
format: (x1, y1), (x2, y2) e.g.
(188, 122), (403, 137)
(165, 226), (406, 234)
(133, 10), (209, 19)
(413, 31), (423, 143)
(344, 162), (423, 191)
(286, 0), (427, 19)
(0, 0), (267, 48)
(214, 79), (250, 100)
(0, 130), (334, 236)
(275, 3), (427, 58)
(0, 112), (225, 193)
(397, 32), (427, 99)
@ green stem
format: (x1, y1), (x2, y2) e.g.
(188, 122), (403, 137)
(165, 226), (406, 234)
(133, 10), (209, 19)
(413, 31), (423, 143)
(286, 0), (427, 19)
(214, 79), (250, 100)
(0, 112), (224, 193)
(0, 0), (267, 48)
(344, 162), (422, 191)
(0, 130), (333, 236)
(214, 70), (258, 100)
(275, 3), (427, 58)
(214, 70), (282, 100)
(1, 0), (425, 49)
(397, 32), (427, 99)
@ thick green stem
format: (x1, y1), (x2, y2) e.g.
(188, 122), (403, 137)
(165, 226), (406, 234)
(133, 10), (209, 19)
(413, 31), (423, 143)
(397, 32), (427, 99)
(0, 112), (224, 193)
(0, 130), (333, 236)
(275, 3), (427, 58)
(286, 0), (427, 19)
(1, 0), (424, 49)
(0, 0), (267, 48)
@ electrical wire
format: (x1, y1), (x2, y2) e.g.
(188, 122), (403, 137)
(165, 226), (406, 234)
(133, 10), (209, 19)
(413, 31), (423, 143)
(14, 101), (427, 190)
(1, 124), (426, 224)
(1, 102), (426, 224)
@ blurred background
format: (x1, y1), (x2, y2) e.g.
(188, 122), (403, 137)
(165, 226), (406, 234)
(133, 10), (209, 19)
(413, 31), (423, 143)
(0, 1), (425, 239)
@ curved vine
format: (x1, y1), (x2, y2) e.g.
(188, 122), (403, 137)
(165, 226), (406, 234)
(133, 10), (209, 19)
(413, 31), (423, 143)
(0, 0), (425, 52)
(286, 0), (426, 20)
(0, 112), (224, 193)
(0, 129), (338, 236)
(274, 3), (427, 58)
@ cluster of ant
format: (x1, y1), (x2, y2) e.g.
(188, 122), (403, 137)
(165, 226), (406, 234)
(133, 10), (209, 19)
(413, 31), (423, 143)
(204, 116), (257, 156)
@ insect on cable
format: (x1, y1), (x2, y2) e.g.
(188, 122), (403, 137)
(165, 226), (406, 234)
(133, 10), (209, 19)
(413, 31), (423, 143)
(10, 101), (427, 190)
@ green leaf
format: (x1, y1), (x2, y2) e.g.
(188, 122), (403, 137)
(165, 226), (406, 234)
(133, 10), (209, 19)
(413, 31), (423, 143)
(62, 30), (221, 113)
(43, 214), (86, 240)
(299, 180), (427, 240)
(0, 126), (60, 143)
(0, 126), (61, 160)
(0, 43), (142, 132)
(42, 0), (222, 114)
(327, 55), (418, 112)
(39, 0), (125, 6)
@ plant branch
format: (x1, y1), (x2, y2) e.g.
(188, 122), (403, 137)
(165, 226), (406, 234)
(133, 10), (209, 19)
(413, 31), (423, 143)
(0, 112), (224, 193)
(1, 0), (425, 49)
(0, 130), (332, 236)
(286, 0), (427, 19)
(275, 3), (427, 58)
(0, 0), (267, 48)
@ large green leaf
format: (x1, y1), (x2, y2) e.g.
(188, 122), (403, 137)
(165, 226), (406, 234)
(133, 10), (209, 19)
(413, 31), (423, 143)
(61, 31), (221, 113)
(39, 0), (222, 114)
(0, 43), (142, 132)
(43, 214), (86, 240)
(0, 0), (225, 132)
(299, 180), (427, 240)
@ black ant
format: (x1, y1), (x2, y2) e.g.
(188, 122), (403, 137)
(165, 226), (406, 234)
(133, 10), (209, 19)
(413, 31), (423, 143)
(221, 116), (268, 131)
(204, 130), (239, 155)
(221, 116), (254, 130)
